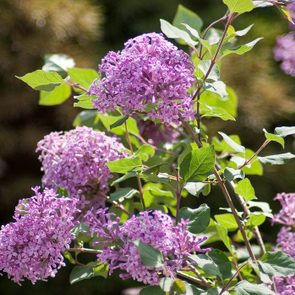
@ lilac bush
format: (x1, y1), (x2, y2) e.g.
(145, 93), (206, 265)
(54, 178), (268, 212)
(4, 0), (295, 294)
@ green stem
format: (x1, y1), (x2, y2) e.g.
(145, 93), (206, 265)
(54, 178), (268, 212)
(124, 121), (146, 210)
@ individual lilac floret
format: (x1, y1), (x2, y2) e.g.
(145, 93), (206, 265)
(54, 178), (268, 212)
(0, 187), (78, 284)
(273, 193), (295, 226)
(273, 274), (295, 295)
(138, 120), (180, 146)
(89, 33), (195, 125)
(274, 33), (295, 77)
(287, 1), (295, 29)
(276, 227), (295, 258)
(36, 126), (126, 208)
(85, 210), (207, 285)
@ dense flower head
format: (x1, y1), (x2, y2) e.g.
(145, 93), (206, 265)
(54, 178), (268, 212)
(276, 227), (295, 258)
(0, 187), (78, 284)
(36, 126), (126, 208)
(273, 192), (295, 226)
(89, 33), (195, 125)
(274, 33), (295, 77)
(274, 274), (295, 295)
(85, 209), (207, 285)
(138, 120), (180, 146)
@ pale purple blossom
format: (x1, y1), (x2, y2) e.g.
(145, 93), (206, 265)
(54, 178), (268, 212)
(273, 274), (295, 295)
(273, 193), (295, 226)
(276, 227), (295, 259)
(274, 33), (295, 77)
(36, 127), (126, 209)
(138, 120), (180, 146)
(89, 33), (195, 125)
(85, 210), (207, 285)
(0, 187), (78, 284)
(287, 1), (295, 28)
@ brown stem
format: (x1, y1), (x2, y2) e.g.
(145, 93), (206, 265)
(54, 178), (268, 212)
(239, 139), (270, 169)
(219, 262), (249, 295)
(111, 200), (131, 216)
(214, 169), (256, 262)
(192, 13), (235, 101)
(66, 80), (88, 92)
(235, 192), (266, 255)
(124, 122), (146, 210)
(177, 271), (213, 289)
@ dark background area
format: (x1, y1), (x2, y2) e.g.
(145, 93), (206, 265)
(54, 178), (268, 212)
(0, 0), (294, 294)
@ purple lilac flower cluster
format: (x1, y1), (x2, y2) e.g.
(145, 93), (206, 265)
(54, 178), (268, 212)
(273, 193), (295, 294)
(89, 33), (195, 125)
(138, 120), (180, 146)
(85, 209), (207, 285)
(274, 275), (295, 295)
(273, 2), (295, 77)
(36, 126), (126, 209)
(0, 187), (78, 284)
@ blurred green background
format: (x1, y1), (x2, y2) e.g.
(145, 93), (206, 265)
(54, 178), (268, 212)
(0, 0), (294, 294)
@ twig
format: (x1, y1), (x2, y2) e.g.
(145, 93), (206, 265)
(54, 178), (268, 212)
(238, 139), (270, 169)
(219, 262), (249, 295)
(66, 80), (88, 92)
(111, 200), (131, 216)
(175, 167), (181, 223)
(124, 121), (146, 210)
(177, 271), (213, 289)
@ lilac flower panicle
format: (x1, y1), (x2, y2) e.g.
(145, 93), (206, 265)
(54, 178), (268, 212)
(273, 193), (295, 226)
(276, 227), (295, 258)
(274, 274), (295, 295)
(85, 210), (207, 285)
(89, 33), (195, 125)
(36, 126), (126, 208)
(138, 120), (180, 146)
(0, 187), (78, 284)
(274, 33), (295, 77)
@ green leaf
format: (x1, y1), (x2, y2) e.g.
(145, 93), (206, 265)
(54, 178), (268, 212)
(204, 81), (228, 99)
(73, 110), (99, 127)
(246, 213), (266, 227)
(234, 178), (256, 201)
(134, 240), (164, 268)
(42, 54), (75, 76)
(224, 168), (245, 181)
(200, 104), (235, 121)
(223, 0), (255, 14)
(110, 115), (129, 129)
(17, 70), (64, 91)
(39, 84), (71, 106)
(180, 146), (215, 182)
(222, 38), (263, 58)
(208, 249), (232, 279)
(68, 67), (99, 89)
(173, 4), (203, 32)
(259, 251), (295, 277)
(234, 281), (274, 295)
(160, 19), (197, 47)
(140, 286), (165, 295)
(218, 132), (245, 153)
(159, 277), (174, 292)
(106, 156), (141, 174)
(263, 129), (285, 148)
(200, 87), (237, 119)
(109, 187), (138, 202)
(74, 94), (95, 109)
(258, 153), (295, 165)
(179, 204), (211, 234)
(190, 249), (231, 279)
(69, 263), (108, 284)
(275, 126), (295, 138)
(215, 214), (238, 231)
(248, 201), (273, 218)
(135, 144), (155, 162)
(253, 0), (274, 8)
(215, 224), (234, 254)
(184, 182), (211, 197)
